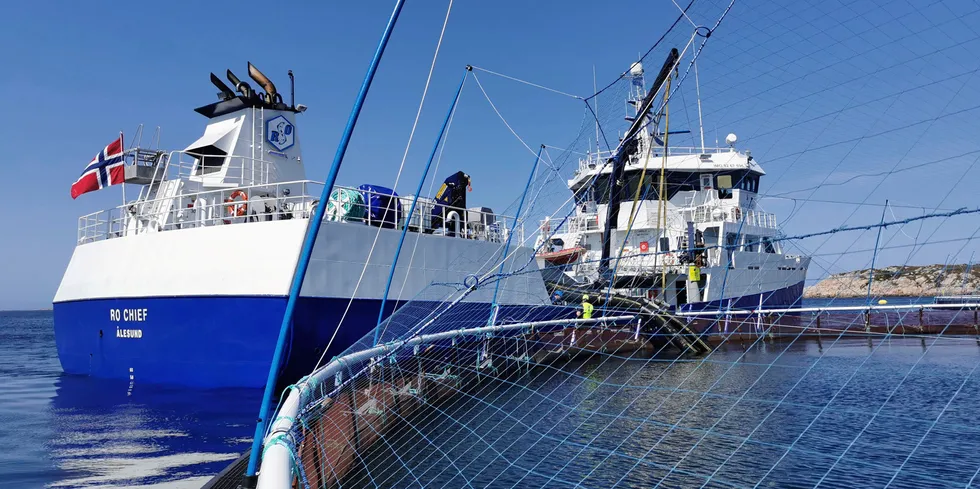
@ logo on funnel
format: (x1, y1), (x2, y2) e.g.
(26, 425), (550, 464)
(266, 115), (295, 151)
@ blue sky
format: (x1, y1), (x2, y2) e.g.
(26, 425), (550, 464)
(2, 0), (979, 310)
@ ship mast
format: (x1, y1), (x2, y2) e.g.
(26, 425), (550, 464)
(657, 74), (671, 293)
(694, 59), (706, 154)
(597, 48), (678, 282)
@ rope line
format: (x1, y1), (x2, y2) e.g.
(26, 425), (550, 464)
(251, 0), (980, 487)
(469, 65), (584, 100)
(313, 0), (455, 370)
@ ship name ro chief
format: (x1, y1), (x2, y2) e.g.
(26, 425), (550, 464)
(109, 308), (148, 322)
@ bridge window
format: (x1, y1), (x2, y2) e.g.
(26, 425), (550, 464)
(575, 170), (718, 205)
(625, 170), (701, 201)
(579, 174), (611, 204)
(711, 171), (761, 195)
(762, 237), (777, 254)
(717, 174), (733, 199)
(574, 185), (595, 206)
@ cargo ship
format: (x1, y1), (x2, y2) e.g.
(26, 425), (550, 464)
(53, 65), (557, 388)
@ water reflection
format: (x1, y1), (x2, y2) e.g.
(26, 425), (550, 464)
(47, 375), (258, 488)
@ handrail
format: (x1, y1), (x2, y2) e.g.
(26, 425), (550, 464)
(170, 149), (283, 186)
(935, 295), (980, 301)
(576, 146), (742, 172)
(76, 180), (519, 245)
(75, 179), (321, 243)
(540, 205), (776, 241)
(128, 179), (317, 214)
(653, 146), (738, 155)
(692, 204), (777, 228)
(675, 302), (980, 317)
(255, 314), (637, 489)
(101, 145), (288, 198)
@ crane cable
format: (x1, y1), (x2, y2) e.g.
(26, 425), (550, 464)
(614, 72), (674, 290)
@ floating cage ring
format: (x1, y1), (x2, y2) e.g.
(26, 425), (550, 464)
(464, 274), (481, 289)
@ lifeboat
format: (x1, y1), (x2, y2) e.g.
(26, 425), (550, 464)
(536, 246), (585, 265)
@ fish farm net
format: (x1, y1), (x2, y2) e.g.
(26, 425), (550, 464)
(251, 0), (980, 487)
(273, 308), (980, 488)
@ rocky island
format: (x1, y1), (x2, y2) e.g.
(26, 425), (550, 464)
(804, 264), (980, 299)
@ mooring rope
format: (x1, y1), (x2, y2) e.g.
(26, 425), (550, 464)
(314, 0), (455, 370)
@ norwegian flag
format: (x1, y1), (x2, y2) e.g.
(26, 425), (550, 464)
(71, 135), (126, 199)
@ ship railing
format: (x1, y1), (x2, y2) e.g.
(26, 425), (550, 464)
(692, 204), (777, 228)
(654, 146), (738, 156)
(76, 179), (323, 243)
(935, 295), (980, 304)
(540, 213), (601, 236)
(575, 150), (616, 174)
(324, 188), (520, 244)
(574, 146), (743, 176)
(117, 148), (288, 202)
(674, 302), (980, 317)
(157, 149), (284, 189)
(610, 251), (682, 274)
(561, 251), (683, 278)
(254, 315), (638, 489)
(76, 182), (522, 246)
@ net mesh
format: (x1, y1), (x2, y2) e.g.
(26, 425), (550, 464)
(261, 0), (980, 487)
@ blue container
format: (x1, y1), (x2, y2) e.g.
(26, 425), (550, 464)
(357, 184), (402, 229)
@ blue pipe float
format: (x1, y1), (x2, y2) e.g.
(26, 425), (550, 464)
(243, 0), (407, 484)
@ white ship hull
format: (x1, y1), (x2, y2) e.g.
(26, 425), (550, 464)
(53, 220), (556, 387)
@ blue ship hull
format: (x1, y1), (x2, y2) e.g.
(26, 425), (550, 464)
(56, 296), (295, 388)
(52, 297), (570, 388)
(52, 281), (805, 388)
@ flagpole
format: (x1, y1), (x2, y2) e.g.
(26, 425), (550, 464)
(120, 132), (126, 210)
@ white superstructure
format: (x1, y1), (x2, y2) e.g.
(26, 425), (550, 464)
(534, 63), (809, 310)
(63, 66), (536, 305)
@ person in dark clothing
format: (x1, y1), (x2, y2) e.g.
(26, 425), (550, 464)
(431, 171), (471, 235)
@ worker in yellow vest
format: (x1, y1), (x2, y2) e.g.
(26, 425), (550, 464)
(577, 294), (594, 319)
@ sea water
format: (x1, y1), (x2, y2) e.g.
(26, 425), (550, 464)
(1, 298), (974, 488)
(359, 341), (980, 488)
(0, 311), (258, 488)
